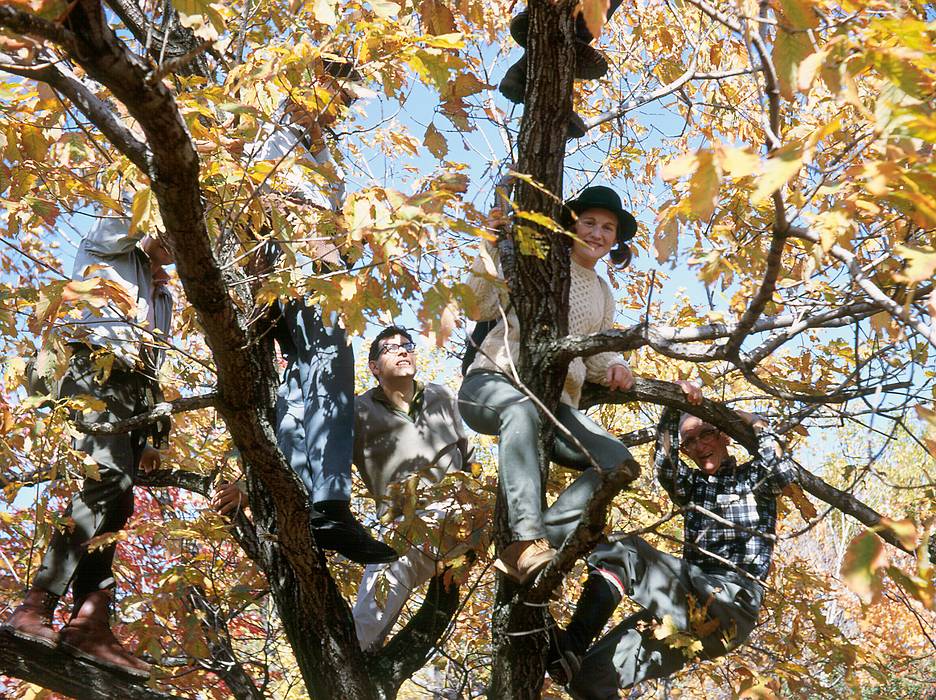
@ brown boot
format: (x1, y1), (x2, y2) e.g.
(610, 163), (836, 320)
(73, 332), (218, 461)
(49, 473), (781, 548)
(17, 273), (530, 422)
(60, 589), (151, 678)
(494, 539), (556, 584)
(1, 588), (60, 648)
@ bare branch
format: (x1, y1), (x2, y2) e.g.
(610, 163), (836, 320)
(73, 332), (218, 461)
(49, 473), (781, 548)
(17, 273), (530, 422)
(76, 392), (218, 435)
(788, 226), (936, 348)
(184, 586), (264, 700)
(0, 6), (76, 48)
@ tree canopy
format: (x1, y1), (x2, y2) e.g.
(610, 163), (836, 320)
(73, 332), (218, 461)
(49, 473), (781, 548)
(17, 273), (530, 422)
(0, 0), (934, 698)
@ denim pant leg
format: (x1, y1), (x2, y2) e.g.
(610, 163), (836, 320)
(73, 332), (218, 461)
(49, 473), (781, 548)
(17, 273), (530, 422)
(570, 537), (764, 698)
(542, 404), (636, 549)
(458, 372), (546, 541)
(275, 301), (353, 504)
(33, 351), (147, 598)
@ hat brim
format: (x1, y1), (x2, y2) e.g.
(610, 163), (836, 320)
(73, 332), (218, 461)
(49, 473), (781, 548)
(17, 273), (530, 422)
(564, 200), (638, 242)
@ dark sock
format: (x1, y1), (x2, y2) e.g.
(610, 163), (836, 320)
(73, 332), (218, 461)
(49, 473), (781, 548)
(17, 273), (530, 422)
(566, 572), (622, 655)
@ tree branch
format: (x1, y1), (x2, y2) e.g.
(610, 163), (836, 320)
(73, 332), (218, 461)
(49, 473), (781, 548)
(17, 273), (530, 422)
(0, 6), (76, 48)
(76, 392), (218, 435)
(183, 586), (264, 700)
(578, 378), (919, 555)
(526, 466), (636, 604)
(788, 226), (936, 348)
(370, 574), (462, 697)
(0, 632), (183, 700)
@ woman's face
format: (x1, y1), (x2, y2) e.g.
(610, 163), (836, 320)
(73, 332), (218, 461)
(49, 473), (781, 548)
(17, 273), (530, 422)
(571, 207), (618, 269)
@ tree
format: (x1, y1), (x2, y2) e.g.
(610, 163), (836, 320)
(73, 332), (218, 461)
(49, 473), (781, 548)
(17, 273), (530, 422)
(0, 0), (933, 698)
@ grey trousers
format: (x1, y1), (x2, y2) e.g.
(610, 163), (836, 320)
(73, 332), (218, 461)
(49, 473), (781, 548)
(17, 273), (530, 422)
(568, 536), (764, 699)
(33, 347), (150, 600)
(275, 301), (354, 504)
(458, 371), (635, 542)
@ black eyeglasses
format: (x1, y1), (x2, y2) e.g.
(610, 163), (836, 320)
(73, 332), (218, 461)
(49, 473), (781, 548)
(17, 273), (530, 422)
(680, 427), (719, 452)
(379, 342), (416, 356)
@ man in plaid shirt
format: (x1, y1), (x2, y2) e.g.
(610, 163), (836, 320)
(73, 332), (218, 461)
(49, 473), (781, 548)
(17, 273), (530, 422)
(550, 381), (797, 698)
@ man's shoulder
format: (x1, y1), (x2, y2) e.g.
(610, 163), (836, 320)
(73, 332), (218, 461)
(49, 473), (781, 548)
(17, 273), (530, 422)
(354, 386), (381, 411)
(422, 382), (458, 404)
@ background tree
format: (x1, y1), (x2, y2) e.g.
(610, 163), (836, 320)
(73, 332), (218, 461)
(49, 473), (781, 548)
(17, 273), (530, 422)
(0, 0), (933, 698)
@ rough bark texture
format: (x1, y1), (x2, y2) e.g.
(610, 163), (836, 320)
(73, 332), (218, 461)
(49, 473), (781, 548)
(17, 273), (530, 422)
(489, 0), (581, 696)
(0, 633), (182, 700)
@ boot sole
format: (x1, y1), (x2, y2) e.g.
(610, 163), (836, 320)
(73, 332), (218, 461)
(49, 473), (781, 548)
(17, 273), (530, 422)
(0, 624), (59, 649)
(60, 641), (152, 679)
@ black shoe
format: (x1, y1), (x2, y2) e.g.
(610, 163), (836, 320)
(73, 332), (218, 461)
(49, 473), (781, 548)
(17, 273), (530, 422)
(499, 56), (526, 103)
(567, 113), (587, 139)
(310, 504), (399, 565)
(546, 626), (581, 687)
(508, 12), (609, 81)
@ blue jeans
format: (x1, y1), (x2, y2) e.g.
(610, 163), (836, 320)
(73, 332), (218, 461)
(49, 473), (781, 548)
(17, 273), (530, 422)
(275, 301), (353, 504)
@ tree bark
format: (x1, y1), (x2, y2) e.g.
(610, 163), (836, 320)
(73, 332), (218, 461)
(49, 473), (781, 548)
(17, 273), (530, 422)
(489, 0), (580, 696)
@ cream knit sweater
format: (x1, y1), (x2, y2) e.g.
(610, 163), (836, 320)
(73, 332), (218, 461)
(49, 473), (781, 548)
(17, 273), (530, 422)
(465, 242), (628, 407)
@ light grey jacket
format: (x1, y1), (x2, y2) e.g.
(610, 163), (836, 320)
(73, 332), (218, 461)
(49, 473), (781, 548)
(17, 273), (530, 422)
(354, 382), (473, 517)
(66, 212), (173, 372)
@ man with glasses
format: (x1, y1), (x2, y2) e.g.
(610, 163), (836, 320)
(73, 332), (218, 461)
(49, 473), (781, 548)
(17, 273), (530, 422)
(350, 326), (479, 650)
(548, 380), (798, 698)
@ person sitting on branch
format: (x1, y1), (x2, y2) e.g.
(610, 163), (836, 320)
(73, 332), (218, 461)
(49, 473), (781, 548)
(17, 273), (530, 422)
(458, 185), (641, 584)
(351, 326), (483, 650)
(549, 380), (798, 699)
(2, 205), (175, 679)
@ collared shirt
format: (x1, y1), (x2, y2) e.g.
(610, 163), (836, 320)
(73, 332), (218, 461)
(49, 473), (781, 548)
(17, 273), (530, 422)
(354, 381), (473, 517)
(654, 408), (797, 580)
(65, 210), (173, 373)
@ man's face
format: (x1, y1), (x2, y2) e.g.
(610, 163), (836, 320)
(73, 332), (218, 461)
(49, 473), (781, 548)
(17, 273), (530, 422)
(142, 235), (174, 267)
(679, 415), (731, 475)
(369, 334), (416, 383)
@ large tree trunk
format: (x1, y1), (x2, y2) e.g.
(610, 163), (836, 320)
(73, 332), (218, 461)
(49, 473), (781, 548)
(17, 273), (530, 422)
(489, 0), (578, 695)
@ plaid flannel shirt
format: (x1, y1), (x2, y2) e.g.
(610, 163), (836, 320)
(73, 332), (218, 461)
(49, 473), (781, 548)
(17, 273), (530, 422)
(654, 408), (797, 580)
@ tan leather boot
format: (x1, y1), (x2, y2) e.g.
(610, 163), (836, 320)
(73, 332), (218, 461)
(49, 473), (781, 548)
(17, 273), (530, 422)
(60, 589), (151, 678)
(494, 539), (556, 584)
(1, 588), (60, 648)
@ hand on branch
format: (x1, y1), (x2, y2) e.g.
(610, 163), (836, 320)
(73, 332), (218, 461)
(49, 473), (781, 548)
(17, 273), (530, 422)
(607, 363), (634, 391)
(212, 481), (248, 516)
(674, 379), (702, 405)
(139, 445), (162, 475)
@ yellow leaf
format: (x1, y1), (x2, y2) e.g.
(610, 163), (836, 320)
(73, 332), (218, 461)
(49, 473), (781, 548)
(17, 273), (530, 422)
(772, 29), (813, 101)
(751, 145), (802, 205)
(688, 150), (720, 221)
(659, 152), (698, 181)
(777, 0), (819, 30)
(313, 0), (337, 24)
(579, 0), (610, 40)
(895, 244), (936, 283)
(423, 122), (448, 160)
(797, 49), (827, 93)
(876, 517), (919, 550)
(717, 146), (760, 178)
(841, 530), (887, 604)
(450, 72), (489, 99)
(654, 216), (679, 264)
(129, 187), (153, 237)
(371, 0), (399, 18)
(419, 0), (455, 34)
(339, 277), (357, 301)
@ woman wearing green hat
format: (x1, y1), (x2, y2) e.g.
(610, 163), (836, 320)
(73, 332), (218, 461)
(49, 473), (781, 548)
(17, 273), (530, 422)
(458, 185), (641, 584)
